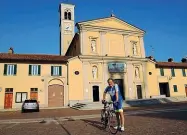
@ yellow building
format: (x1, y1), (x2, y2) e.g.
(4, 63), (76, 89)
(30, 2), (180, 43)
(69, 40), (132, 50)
(0, 3), (187, 110)
(0, 50), (70, 109)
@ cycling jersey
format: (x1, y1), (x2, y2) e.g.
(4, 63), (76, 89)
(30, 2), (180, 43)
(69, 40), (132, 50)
(104, 84), (123, 112)
(104, 84), (123, 102)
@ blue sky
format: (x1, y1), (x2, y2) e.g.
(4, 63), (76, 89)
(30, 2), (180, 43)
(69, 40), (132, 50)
(0, 0), (187, 62)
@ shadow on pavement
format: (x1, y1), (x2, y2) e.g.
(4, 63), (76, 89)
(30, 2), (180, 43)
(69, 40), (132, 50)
(125, 98), (173, 107)
(54, 118), (71, 135)
(81, 119), (105, 131)
(134, 110), (187, 122)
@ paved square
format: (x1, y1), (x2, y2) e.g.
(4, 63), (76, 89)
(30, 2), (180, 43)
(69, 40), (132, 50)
(0, 110), (187, 135)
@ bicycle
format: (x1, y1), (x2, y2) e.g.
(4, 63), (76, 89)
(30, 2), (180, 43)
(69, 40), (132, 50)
(100, 100), (119, 134)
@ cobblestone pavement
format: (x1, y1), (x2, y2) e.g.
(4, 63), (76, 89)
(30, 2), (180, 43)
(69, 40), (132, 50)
(0, 110), (187, 135)
(0, 102), (187, 120)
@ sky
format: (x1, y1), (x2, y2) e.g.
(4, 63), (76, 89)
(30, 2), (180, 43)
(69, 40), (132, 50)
(0, 0), (187, 62)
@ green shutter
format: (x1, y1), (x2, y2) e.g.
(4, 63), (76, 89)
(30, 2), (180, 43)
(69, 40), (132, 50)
(38, 65), (41, 75)
(51, 66), (53, 76)
(14, 65), (17, 75)
(4, 64), (7, 75)
(160, 68), (164, 76)
(59, 66), (62, 76)
(182, 69), (186, 77)
(173, 85), (178, 92)
(29, 65), (32, 75)
(171, 68), (175, 77)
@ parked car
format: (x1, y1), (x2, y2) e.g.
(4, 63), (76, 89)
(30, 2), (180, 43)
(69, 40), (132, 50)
(22, 99), (39, 113)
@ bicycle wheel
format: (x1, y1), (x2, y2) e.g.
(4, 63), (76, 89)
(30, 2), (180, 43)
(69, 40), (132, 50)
(100, 109), (108, 129)
(108, 111), (118, 134)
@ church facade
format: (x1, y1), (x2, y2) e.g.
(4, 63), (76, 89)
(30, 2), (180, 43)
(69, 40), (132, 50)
(0, 3), (186, 110)
(59, 3), (187, 105)
(60, 2), (149, 103)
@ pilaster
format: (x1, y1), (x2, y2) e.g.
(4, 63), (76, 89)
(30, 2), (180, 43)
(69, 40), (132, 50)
(100, 31), (107, 56)
(142, 62), (150, 98)
(123, 34), (130, 57)
(139, 36), (146, 58)
(83, 61), (90, 101)
(80, 29), (86, 55)
(126, 63), (134, 99)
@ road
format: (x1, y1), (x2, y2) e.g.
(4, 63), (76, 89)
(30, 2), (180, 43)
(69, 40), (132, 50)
(0, 105), (187, 135)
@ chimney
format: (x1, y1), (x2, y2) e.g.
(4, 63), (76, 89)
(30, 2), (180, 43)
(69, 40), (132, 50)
(146, 56), (156, 61)
(8, 47), (14, 54)
(168, 58), (173, 62)
(148, 56), (154, 60)
(181, 57), (187, 63)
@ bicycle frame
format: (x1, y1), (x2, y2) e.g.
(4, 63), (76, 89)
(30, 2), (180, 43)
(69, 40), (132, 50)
(103, 101), (113, 113)
(101, 101), (119, 134)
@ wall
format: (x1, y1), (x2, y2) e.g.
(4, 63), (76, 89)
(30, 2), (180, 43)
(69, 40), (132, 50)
(0, 62), (67, 109)
(156, 68), (187, 97)
(78, 17), (146, 58)
(68, 57), (84, 101)
(81, 30), (144, 58)
(146, 61), (160, 97)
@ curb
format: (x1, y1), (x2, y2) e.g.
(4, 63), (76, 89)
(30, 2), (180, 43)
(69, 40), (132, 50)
(1, 101), (186, 112)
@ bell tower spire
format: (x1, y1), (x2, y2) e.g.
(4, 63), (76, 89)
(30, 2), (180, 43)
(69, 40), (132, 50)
(59, 2), (75, 56)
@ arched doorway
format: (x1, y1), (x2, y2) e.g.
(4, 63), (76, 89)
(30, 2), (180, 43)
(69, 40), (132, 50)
(48, 84), (64, 107)
(93, 86), (99, 102)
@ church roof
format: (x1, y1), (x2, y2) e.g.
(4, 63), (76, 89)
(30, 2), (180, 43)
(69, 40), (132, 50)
(76, 16), (145, 33)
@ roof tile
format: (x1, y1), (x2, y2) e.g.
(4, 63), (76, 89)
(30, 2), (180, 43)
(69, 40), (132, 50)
(156, 62), (187, 68)
(0, 53), (71, 63)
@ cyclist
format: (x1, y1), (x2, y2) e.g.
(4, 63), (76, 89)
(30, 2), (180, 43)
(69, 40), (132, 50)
(102, 78), (125, 131)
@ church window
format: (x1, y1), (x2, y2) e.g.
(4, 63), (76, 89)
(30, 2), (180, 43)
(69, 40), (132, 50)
(64, 9), (71, 20)
(68, 12), (71, 20)
(64, 12), (68, 20)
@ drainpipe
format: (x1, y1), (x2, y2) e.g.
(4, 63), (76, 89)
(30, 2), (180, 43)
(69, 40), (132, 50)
(66, 61), (70, 106)
(66, 61), (69, 85)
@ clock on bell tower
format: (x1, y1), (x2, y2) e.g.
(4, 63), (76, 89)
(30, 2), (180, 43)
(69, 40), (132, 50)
(59, 3), (75, 56)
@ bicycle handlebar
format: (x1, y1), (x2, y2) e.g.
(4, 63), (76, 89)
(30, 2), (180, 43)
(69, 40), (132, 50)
(102, 100), (113, 105)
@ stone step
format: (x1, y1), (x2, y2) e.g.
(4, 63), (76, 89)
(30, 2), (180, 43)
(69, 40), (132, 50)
(70, 103), (87, 110)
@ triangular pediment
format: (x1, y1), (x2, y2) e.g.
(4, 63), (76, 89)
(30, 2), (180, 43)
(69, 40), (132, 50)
(77, 16), (145, 33)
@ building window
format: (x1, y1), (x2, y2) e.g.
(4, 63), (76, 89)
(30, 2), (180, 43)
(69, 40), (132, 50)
(29, 65), (41, 76)
(30, 88), (38, 100)
(4, 64), (17, 76)
(160, 68), (164, 76)
(171, 68), (175, 77)
(182, 69), (186, 77)
(173, 85), (178, 92)
(5, 88), (13, 93)
(15, 92), (27, 103)
(51, 66), (62, 76)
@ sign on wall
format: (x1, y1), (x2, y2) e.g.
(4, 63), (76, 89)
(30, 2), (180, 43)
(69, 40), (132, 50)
(108, 63), (126, 73)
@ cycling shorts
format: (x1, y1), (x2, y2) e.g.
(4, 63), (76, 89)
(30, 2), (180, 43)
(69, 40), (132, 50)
(113, 100), (123, 112)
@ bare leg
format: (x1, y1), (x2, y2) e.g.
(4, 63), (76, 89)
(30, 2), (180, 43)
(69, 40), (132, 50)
(119, 111), (125, 127)
(115, 112), (120, 127)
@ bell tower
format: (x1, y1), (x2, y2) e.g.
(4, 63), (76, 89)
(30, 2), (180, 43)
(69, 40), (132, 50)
(59, 3), (75, 55)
